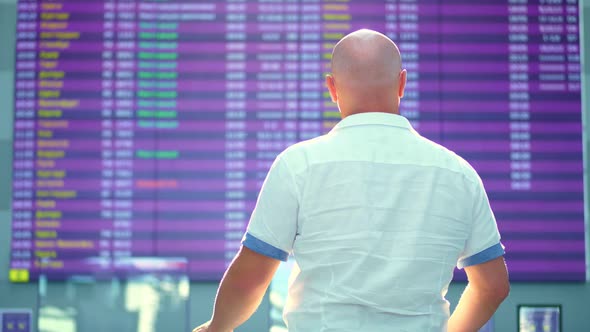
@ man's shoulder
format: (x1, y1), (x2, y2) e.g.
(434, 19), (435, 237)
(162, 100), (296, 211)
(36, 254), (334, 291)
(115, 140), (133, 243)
(276, 134), (332, 172)
(414, 134), (481, 184)
(281, 134), (331, 158)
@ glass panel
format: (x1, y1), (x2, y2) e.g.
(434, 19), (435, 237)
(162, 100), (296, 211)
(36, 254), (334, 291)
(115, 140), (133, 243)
(37, 257), (189, 332)
(269, 258), (294, 332)
(519, 305), (561, 332)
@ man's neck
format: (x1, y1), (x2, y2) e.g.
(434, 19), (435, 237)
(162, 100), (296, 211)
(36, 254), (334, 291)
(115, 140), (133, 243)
(340, 108), (400, 119)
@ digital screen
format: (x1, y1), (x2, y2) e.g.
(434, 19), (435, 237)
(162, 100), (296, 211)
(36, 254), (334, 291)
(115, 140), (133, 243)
(10, 0), (584, 281)
(0, 310), (32, 332)
(518, 305), (561, 332)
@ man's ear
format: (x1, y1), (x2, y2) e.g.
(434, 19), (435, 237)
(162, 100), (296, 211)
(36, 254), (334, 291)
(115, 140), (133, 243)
(326, 74), (338, 103)
(398, 69), (407, 99)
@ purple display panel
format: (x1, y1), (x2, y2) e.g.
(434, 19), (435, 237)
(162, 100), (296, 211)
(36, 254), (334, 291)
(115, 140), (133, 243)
(440, 0), (584, 281)
(10, 0), (584, 282)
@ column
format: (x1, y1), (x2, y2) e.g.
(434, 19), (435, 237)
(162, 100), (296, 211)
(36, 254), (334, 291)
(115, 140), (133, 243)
(320, 0), (348, 130)
(100, 0), (116, 261)
(251, 0), (289, 184)
(225, 0), (248, 268)
(299, 0), (322, 139)
(34, 0), (107, 276)
(526, 0), (585, 280)
(112, 0), (137, 259)
(11, 0), (38, 281)
(136, 1), (227, 279)
(508, 0), (531, 191)
(386, 0), (441, 141)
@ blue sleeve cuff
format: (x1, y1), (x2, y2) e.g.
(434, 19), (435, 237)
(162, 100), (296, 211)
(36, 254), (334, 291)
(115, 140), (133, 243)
(458, 242), (505, 269)
(242, 232), (289, 261)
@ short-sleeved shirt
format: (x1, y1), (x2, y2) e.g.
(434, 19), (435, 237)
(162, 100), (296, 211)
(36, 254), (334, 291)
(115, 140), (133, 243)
(242, 112), (504, 332)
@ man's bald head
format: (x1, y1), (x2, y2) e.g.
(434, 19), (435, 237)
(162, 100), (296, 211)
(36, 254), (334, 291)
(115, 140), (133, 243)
(326, 29), (406, 117)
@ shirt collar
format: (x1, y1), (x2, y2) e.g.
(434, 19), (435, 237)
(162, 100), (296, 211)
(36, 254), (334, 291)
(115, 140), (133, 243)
(331, 112), (413, 132)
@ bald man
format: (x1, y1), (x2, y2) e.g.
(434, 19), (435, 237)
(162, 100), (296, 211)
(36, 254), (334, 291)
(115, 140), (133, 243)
(194, 29), (509, 332)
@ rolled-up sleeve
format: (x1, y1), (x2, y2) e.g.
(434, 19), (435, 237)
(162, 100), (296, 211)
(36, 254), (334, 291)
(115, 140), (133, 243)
(241, 154), (299, 261)
(457, 176), (505, 269)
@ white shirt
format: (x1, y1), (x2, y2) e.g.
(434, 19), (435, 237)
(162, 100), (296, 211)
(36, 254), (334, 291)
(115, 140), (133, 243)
(242, 112), (504, 332)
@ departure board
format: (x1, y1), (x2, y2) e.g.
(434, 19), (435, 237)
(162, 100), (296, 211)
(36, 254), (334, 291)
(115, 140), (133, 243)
(10, 0), (584, 282)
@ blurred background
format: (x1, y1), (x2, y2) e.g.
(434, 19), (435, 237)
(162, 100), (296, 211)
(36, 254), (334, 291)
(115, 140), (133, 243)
(0, 0), (589, 331)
